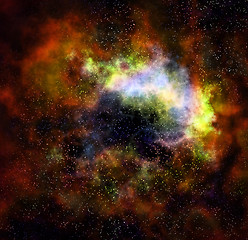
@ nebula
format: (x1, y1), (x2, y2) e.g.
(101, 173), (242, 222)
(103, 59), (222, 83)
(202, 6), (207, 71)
(0, 0), (247, 239)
